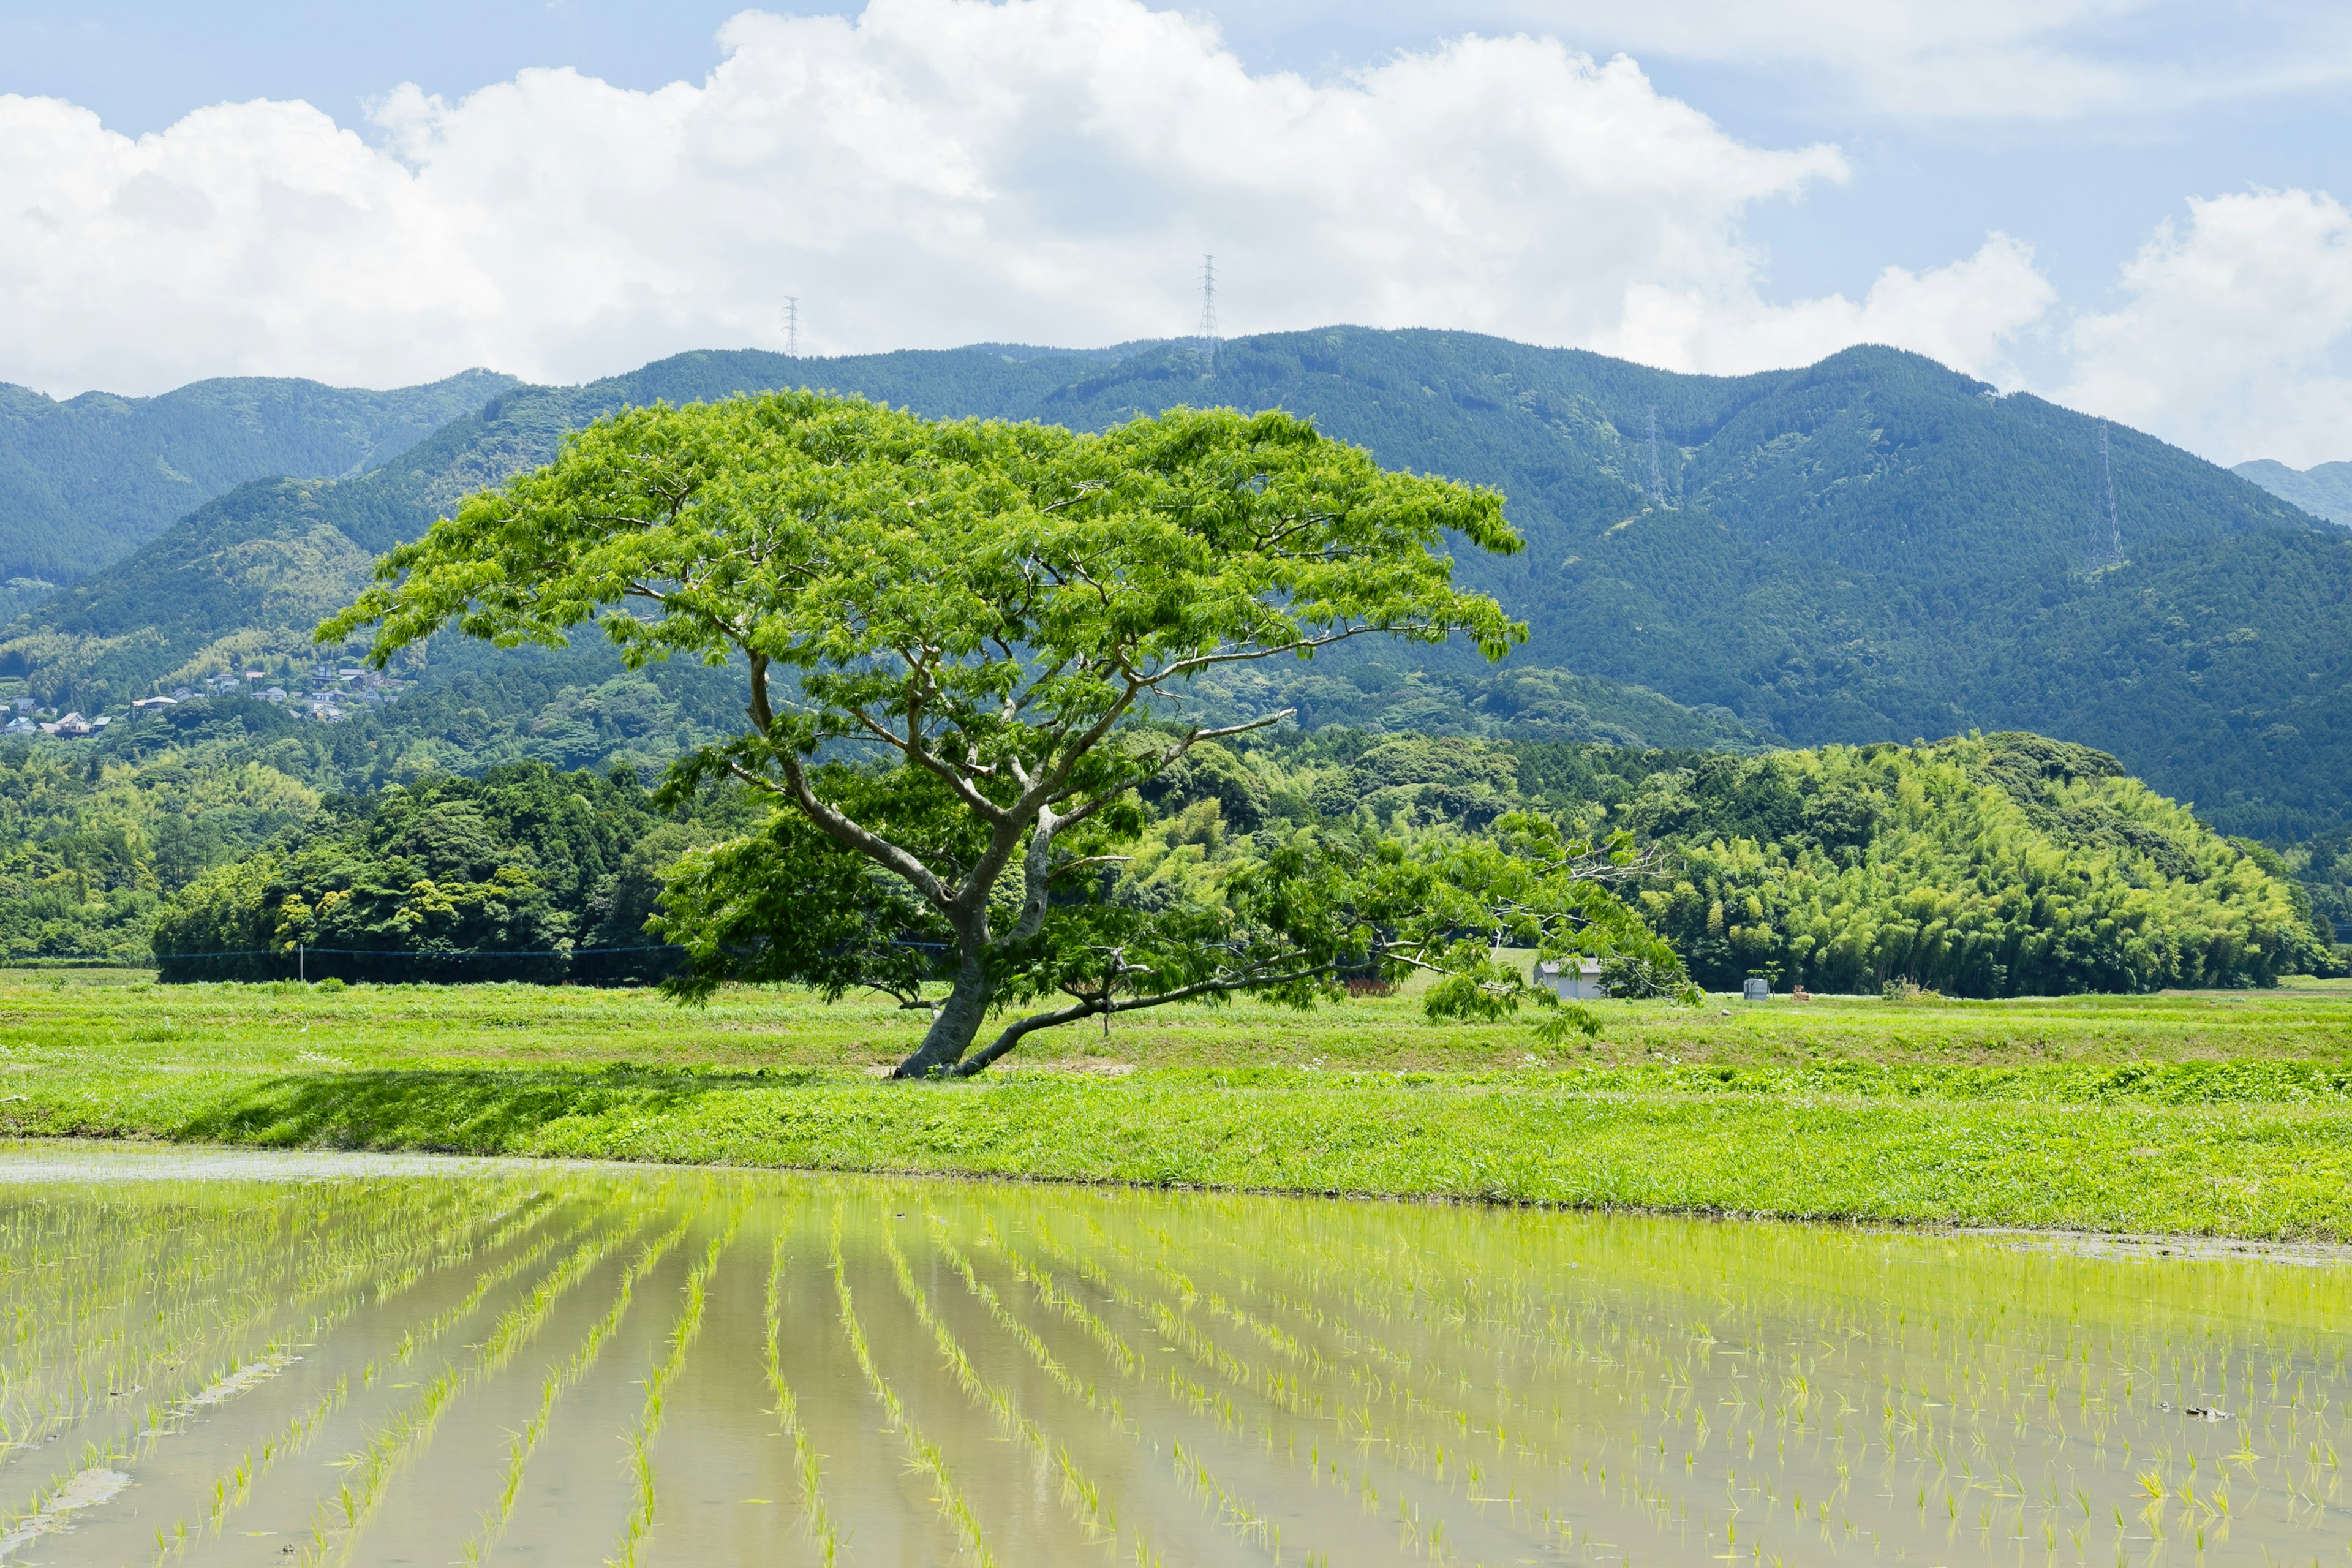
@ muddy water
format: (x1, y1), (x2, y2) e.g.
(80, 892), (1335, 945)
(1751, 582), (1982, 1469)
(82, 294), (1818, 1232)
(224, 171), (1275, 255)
(1, 1143), (2345, 1567)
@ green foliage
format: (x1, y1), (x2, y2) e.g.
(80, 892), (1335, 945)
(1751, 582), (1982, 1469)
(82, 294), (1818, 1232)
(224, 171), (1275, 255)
(0, 740), (318, 960)
(1161, 726), (2328, 995)
(1532, 1002), (1607, 1042)
(149, 762), (725, 984)
(1596, 734), (2330, 995)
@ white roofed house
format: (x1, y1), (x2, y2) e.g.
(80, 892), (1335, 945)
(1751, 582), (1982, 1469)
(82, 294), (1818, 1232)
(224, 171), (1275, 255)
(1534, 955), (1607, 1000)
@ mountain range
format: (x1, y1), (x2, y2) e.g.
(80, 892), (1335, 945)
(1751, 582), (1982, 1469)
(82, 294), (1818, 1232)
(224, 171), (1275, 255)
(3, 329), (2348, 843)
(0, 369), (520, 612)
(2236, 459), (2352, 526)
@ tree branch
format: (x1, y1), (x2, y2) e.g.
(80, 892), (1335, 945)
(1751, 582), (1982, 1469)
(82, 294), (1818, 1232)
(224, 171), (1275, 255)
(948, 959), (1339, 1077)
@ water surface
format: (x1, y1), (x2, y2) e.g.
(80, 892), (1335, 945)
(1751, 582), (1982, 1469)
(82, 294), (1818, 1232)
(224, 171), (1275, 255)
(1, 1142), (2345, 1566)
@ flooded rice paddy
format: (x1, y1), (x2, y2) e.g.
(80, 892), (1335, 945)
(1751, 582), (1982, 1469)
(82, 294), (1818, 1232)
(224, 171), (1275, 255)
(1, 1143), (2346, 1567)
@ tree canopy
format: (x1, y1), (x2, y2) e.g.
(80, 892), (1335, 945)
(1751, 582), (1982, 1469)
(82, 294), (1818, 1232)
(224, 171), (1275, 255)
(320, 392), (1685, 1072)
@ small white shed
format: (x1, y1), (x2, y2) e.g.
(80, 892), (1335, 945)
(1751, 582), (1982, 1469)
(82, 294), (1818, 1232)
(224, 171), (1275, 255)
(1534, 956), (1607, 1000)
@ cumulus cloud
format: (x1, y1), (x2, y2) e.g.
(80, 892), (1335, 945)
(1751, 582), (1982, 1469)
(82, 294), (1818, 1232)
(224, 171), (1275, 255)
(1607, 233), (2056, 385)
(28, 0), (2340, 462)
(0, 0), (2069, 400)
(2061, 189), (2352, 467)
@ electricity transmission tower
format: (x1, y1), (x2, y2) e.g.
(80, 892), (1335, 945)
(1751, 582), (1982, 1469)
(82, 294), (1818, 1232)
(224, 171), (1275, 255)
(2092, 420), (2123, 567)
(1646, 405), (1670, 508)
(1198, 255), (1218, 374)
(781, 296), (800, 358)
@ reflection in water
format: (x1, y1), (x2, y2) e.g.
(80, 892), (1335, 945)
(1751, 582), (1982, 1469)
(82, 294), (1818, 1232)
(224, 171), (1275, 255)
(0, 1142), (2346, 1566)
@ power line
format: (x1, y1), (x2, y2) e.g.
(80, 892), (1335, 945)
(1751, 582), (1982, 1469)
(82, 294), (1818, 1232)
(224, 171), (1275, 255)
(1198, 255), (1218, 373)
(781, 296), (800, 358)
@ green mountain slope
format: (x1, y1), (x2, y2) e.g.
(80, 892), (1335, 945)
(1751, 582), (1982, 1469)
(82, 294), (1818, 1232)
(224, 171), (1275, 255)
(6, 330), (2345, 837)
(0, 368), (520, 596)
(2236, 458), (2352, 525)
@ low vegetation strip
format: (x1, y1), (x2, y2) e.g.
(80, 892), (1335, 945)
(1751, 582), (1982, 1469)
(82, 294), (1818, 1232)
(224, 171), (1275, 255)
(4, 973), (2350, 1241)
(8, 1060), (2350, 1242)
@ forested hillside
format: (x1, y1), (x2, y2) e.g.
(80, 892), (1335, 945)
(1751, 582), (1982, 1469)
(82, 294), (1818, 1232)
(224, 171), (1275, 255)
(6, 330), (2346, 841)
(1162, 727), (2331, 992)
(113, 721), (2329, 989)
(2237, 458), (2352, 524)
(0, 368), (518, 599)
(152, 762), (750, 984)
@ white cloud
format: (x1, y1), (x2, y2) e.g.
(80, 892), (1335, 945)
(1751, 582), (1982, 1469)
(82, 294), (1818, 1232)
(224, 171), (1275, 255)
(2061, 189), (2352, 467)
(1606, 233), (2056, 386)
(0, 0), (2065, 401)
(1450, 0), (2352, 121)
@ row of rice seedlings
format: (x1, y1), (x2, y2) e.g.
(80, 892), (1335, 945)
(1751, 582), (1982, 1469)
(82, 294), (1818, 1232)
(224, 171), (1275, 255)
(178, 1375), (347, 1556)
(979, 1220), (1382, 1561)
(3, 1184), (551, 1542)
(986, 1226), (1251, 1442)
(460, 1213), (696, 1568)
(0, 1194), (306, 1453)
(1223, 1207), (2351, 1562)
(761, 1225), (841, 1568)
(1096, 1205), (1871, 1560)
(880, 1219), (1142, 1556)
(3, 1179), (543, 1476)
(9, 1194), (451, 1551)
(927, 1222), (1130, 1428)
(608, 1208), (743, 1568)
(2, 1178), (499, 1427)
(165, 1205), (643, 1564)
(292, 1209), (633, 1567)
(1099, 1213), (1610, 1540)
(1038, 1214), (1547, 1561)
(829, 1207), (996, 1567)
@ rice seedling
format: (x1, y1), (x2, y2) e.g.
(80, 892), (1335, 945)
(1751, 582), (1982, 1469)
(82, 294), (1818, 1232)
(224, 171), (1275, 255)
(881, 1219), (1141, 1555)
(829, 1205), (996, 1567)
(4, 1177), (543, 1541)
(761, 1223), (841, 1568)
(290, 1207), (637, 1566)
(459, 1212), (694, 1568)
(4, 1147), (2346, 1566)
(607, 1207), (741, 1568)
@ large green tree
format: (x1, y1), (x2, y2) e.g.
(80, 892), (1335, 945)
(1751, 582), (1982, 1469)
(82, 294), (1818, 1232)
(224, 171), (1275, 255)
(322, 391), (1666, 1072)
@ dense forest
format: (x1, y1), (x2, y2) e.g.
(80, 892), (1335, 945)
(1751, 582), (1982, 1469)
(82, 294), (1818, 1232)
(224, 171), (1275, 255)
(28, 708), (2332, 990)
(1183, 728), (2334, 993)
(151, 763), (750, 984)
(0, 369), (516, 591)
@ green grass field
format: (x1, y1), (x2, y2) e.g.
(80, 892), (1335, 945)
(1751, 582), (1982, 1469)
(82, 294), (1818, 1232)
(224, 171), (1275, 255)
(6, 970), (2351, 1240)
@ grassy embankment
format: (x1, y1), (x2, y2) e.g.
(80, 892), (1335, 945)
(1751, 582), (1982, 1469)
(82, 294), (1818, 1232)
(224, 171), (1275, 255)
(5, 970), (2351, 1240)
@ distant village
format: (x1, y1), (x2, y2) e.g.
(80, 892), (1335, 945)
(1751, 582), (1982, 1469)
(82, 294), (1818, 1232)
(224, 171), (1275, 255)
(2, 663), (405, 739)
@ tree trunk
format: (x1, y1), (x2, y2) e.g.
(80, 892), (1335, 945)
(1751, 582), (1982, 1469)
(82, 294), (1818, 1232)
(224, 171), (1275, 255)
(891, 936), (993, 1077)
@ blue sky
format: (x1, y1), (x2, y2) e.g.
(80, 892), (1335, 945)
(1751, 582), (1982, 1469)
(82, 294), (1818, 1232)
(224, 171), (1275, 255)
(3, 1), (2348, 463)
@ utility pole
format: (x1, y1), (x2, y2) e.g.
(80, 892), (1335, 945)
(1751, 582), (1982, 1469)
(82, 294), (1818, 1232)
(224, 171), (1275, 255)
(781, 296), (800, 358)
(1198, 255), (1218, 374)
